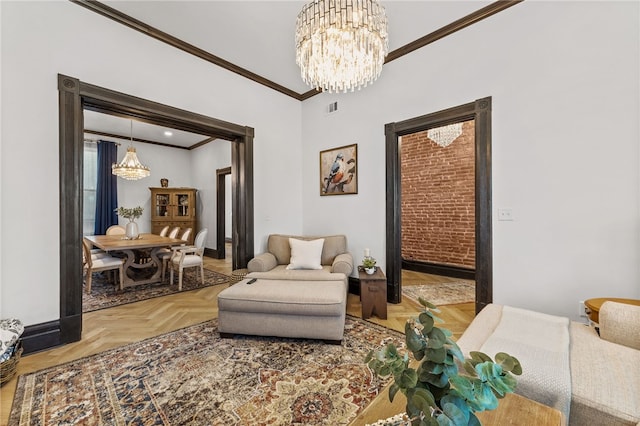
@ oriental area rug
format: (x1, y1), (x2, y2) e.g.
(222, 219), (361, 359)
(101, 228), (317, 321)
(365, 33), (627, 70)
(83, 268), (231, 313)
(402, 282), (475, 307)
(9, 316), (404, 426)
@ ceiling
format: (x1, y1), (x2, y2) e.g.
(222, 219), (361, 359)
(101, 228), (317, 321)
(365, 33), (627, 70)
(81, 1), (498, 147)
(84, 110), (212, 149)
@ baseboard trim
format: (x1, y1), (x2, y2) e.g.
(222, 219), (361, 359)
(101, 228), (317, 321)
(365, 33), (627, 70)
(21, 320), (63, 355)
(204, 247), (219, 258)
(348, 276), (360, 296)
(402, 259), (475, 280)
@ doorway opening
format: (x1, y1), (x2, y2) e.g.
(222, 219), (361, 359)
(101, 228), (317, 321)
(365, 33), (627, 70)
(399, 119), (476, 307)
(216, 167), (232, 260)
(55, 74), (254, 349)
(385, 97), (492, 313)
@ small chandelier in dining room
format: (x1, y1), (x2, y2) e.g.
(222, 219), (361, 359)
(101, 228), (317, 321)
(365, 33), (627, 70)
(295, 0), (389, 93)
(427, 123), (464, 148)
(112, 120), (150, 180)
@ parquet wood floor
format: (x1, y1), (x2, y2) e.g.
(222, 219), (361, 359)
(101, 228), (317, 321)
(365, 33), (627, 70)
(0, 249), (475, 426)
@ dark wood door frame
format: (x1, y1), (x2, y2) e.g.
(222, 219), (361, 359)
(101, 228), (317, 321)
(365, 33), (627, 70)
(55, 74), (254, 349)
(385, 97), (492, 314)
(216, 167), (232, 259)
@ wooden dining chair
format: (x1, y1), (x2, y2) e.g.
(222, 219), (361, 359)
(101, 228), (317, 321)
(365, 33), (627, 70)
(82, 238), (125, 293)
(168, 228), (208, 290)
(168, 226), (181, 238)
(138, 225), (171, 264)
(89, 226), (123, 257)
(180, 227), (192, 243)
(160, 227), (190, 281)
(106, 225), (126, 235)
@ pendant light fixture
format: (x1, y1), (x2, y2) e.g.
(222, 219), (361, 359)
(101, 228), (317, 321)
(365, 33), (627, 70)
(427, 123), (463, 148)
(112, 120), (150, 180)
(295, 0), (389, 93)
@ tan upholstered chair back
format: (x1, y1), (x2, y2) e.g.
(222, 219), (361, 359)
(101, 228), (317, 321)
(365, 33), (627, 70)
(267, 234), (347, 266)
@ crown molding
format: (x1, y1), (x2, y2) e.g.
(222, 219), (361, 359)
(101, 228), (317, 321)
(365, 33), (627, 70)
(70, 0), (302, 100)
(70, 0), (523, 101)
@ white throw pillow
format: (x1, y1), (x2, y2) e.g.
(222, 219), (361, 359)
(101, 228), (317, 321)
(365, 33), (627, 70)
(286, 238), (325, 270)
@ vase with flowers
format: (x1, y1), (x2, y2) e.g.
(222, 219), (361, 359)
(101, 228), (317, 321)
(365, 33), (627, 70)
(115, 206), (144, 239)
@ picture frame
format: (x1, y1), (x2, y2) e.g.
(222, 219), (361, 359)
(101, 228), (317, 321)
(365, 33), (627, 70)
(319, 143), (357, 196)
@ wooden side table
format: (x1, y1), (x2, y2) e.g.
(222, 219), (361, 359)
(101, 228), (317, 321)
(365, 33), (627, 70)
(584, 297), (640, 323)
(351, 386), (563, 425)
(359, 267), (387, 319)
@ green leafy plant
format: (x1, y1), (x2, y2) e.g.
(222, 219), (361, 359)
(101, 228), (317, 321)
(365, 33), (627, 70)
(115, 206), (143, 220)
(365, 299), (522, 426)
(362, 256), (377, 268)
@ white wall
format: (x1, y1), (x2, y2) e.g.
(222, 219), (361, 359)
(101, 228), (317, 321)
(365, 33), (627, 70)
(301, 1), (640, 320)
(0, 1), (303, 325)
(225, 175), (232, 240)
(191, 140), (232, 249)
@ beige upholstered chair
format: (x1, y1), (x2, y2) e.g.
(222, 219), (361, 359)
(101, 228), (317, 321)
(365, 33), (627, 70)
(106, 225), (126, 235)
(599, 301), (640, 350)
(82, 238), (124, 293)
(168, 228), (208, 290)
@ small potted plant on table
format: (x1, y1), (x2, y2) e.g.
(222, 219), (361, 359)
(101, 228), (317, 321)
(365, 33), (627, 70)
(362, 256), (377, 274)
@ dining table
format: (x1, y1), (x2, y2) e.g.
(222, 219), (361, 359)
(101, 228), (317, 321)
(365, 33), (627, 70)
(84, 233), (187, 288)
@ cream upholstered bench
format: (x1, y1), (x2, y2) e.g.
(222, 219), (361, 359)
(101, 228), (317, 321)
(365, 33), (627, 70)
(217, 234), (353, 343)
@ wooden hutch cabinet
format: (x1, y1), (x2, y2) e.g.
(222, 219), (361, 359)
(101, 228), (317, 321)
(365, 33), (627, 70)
(149, 187), (197, 244)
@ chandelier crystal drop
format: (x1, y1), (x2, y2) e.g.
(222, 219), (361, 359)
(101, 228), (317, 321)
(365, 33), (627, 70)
(427, 123), (463, 148)
(295, 0), (389, 93)
(112, 121), (150, 180)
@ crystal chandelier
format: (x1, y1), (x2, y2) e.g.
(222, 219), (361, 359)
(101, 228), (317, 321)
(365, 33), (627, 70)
(427, 123), (463, 148)
(295, 0), (389, 93)
(112, 120), (150, 180)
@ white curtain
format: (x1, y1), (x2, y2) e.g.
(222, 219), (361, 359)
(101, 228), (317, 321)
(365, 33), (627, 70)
(83, 141), (98, 235)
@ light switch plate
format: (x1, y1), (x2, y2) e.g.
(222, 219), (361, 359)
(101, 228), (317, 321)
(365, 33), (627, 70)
(498, 208), (514, 221)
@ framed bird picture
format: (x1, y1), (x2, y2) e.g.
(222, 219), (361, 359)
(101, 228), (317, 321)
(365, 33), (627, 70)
(320, 144), (358, 196)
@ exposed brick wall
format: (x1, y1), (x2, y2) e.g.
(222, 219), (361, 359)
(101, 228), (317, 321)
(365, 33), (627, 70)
(401, 120), (476, 269)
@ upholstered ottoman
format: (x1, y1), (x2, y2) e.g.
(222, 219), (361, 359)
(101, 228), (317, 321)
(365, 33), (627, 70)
(217, 276), (347, 343)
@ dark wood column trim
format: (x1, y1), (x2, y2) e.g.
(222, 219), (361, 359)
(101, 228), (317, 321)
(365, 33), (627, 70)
(231, 127), (255, 270)
(384, 122), (402, 303)
(474, 97), (493, 312)
(216, 167), (231, 260)
(385, 97), (492, 313)
(58, 74), (83, 345)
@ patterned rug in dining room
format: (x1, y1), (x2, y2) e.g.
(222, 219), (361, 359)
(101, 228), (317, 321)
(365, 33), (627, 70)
(9, 316), (404, 426)
(83, 268), (231, 313)
(402, 281), (476, 307)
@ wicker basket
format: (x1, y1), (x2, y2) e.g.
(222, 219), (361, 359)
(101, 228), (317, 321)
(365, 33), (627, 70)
(0, 341), (23, 386)
(230, 268), (249, 284)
